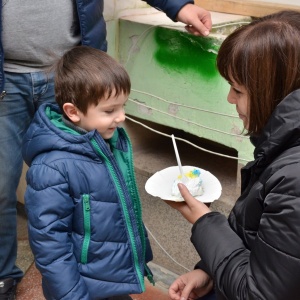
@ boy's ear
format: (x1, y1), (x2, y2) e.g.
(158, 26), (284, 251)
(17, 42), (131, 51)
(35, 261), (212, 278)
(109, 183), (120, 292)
(63, 103), (81, 123)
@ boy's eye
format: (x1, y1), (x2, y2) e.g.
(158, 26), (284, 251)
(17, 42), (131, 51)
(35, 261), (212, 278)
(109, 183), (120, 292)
(104, 104), (126, 113)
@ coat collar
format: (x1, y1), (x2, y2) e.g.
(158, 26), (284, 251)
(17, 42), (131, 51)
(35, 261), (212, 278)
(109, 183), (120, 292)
(250, 89), (300, 168)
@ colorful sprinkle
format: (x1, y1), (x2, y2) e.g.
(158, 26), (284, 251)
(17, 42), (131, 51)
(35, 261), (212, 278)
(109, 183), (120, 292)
(178, 168), (201, 179)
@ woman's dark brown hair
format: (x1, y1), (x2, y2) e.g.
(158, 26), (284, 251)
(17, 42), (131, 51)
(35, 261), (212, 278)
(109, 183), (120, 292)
(54, 45), (131, 114)
(217, 10), (300, 136)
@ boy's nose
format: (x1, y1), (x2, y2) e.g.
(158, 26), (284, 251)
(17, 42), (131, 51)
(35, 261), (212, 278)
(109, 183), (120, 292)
(116, 111), (126, 123)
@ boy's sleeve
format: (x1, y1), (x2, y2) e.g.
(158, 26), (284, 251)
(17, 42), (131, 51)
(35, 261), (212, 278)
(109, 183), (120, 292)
(142, 0), (194, 21)
(25, 163), (89, 300)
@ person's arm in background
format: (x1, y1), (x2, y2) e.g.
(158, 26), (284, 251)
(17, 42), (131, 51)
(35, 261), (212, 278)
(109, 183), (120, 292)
(142, 0), (212, 36)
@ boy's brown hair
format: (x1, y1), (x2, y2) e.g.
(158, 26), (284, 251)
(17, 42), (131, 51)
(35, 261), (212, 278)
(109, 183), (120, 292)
(54, 45), (131, 114)
(217, 10), (300, 136)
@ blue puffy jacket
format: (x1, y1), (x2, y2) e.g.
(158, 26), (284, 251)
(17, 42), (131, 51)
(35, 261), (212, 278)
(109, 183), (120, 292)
(22, 104), (153, 300)
(0, 0), (193, 92)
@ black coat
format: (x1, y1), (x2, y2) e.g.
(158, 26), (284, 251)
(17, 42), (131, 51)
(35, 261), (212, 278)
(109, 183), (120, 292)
(192, 89), (300, 299)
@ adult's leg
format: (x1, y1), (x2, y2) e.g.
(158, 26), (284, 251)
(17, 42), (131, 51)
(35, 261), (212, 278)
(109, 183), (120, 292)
(0, 72), (33, 280)
(0, 71), (55, 281)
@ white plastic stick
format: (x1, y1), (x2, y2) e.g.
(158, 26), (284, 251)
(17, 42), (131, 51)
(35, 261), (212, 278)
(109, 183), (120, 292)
(171, 134), (184, 177)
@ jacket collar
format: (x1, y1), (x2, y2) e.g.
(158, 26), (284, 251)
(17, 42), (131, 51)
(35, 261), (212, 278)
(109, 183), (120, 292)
(250, 89), (300, 168)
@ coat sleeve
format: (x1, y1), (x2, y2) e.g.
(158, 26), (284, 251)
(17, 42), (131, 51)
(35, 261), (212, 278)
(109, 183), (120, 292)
(25, 163), (90, 300)
(142, 0), (194, 21)
(191, 165), (300, 300)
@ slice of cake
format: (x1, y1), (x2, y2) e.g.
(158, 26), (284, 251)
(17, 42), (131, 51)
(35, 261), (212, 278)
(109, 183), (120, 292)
(171, 168), (204, 198)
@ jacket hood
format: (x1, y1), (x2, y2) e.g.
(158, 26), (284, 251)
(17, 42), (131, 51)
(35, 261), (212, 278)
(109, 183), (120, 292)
(22, 103), (99, 166)
(251, 89), (300, 167)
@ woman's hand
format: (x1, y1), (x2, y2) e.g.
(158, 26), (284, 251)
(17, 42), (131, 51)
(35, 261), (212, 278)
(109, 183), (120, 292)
(165, 183), (211, 224)
(176, 4), (212, 36)
(169, 269), (213, 300)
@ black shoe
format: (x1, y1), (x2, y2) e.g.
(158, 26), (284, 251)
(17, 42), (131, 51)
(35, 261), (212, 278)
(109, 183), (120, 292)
(0, 278), (18, 300)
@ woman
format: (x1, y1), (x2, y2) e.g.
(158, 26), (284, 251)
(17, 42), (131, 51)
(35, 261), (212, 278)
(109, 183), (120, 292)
(167, 10), (300, 300)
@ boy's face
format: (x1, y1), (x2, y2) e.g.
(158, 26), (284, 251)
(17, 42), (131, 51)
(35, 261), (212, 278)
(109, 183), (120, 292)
(77, 92), (128, 139)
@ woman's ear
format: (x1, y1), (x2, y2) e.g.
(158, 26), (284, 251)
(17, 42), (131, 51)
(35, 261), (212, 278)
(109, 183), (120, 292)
(63, 103), (81, 123)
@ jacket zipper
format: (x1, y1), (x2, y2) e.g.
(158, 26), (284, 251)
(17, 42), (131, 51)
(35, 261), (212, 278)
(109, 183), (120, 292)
(91, 138), (145, 292)
(81, 194), (91, 264)
(125, 132), (154, 285)
(144, 264), (155, 285)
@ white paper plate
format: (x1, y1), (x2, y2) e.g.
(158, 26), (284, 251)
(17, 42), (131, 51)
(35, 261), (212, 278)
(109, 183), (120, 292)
(145, 166), (222, 202)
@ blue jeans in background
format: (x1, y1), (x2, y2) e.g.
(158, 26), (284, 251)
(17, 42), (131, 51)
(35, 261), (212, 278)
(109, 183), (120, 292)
(0, 71), (55, 280)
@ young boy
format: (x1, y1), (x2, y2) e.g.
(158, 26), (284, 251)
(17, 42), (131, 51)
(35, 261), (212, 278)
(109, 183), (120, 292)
(22, 46), (153, 300)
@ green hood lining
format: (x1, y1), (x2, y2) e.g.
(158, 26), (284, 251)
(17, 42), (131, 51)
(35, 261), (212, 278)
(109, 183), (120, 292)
(46, 106), (80, 136)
